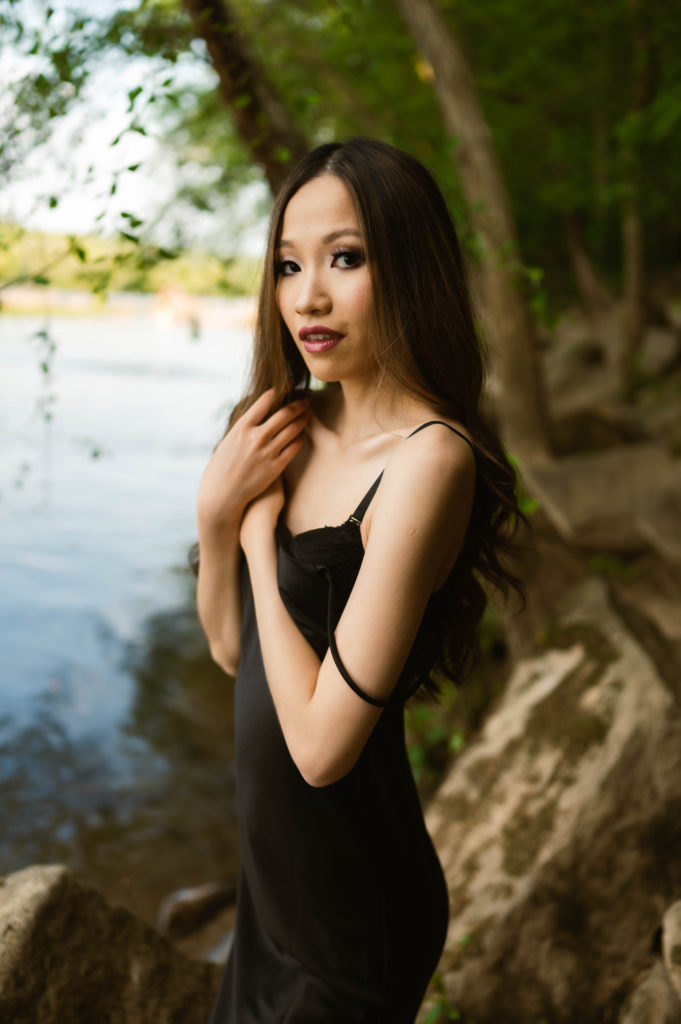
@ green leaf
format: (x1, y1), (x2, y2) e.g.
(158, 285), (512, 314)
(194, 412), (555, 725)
(448, 732), (465, 754)
(69, 238), (87, 262)
(121, 212), (144, 228)
(127, 86), (143, 111)
(519, 495), (539, 516)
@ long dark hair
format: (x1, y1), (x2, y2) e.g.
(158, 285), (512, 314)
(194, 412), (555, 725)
(197, 138), (526, 690)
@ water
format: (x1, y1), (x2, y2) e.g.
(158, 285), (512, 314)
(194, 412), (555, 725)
(0, 311), (252, 924)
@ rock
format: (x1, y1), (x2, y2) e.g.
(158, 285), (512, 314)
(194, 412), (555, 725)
(541, 306), (623, 422)
(635, 381), (681, 455)
(647, 272), (681, 332)
(665, 300), (681, 333)
(540, 304), (681, 454)
(638, 327), (680, 377)
(172, 902), (237, 966)
(0, 864), (220, 1024)
(608, 563), (681, 703)
(157, 880), (236, 941)
(663, 902), (681, 1002)
(550, 404), (648, 454)
(426, 578), (681, 1024)
(522, 445), (681, 563)
(638, 486), (681, 566)
(618, 961), (681, 1024)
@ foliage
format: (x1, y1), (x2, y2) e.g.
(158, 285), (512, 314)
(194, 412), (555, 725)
(0, 224), (260, 299)
(451, 0), (681, 288)
(2, 0), (680, 307)
(420, 971), (468, 1023)
(507, 454), (539, 520)
(405, 603), (508, 800)
(108, 0), (681, 299)
(587, 552), (638, 582)
(0, 1), (93, 178)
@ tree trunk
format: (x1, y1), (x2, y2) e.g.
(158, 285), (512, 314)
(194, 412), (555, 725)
(395, 0), (549, 459)
(620, 0), (649, 391)
(621, 192), (645, 384)
(564, 213), (613, 319)
(182, 0), (308, 193)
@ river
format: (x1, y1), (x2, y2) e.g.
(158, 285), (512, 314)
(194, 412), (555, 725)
(0, 310), (251, 926)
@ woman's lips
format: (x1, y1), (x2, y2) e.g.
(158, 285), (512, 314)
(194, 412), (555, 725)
(298, 326), (344, 353)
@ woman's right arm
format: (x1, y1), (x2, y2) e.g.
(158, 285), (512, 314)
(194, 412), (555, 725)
(196, 388), (310, 676)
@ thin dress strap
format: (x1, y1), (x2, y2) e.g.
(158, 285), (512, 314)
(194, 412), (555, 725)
(327, 419), (474, 709)
(323, 567), (388, 708)
(405, 419), (475, 454)
(348, 473), (384, 526)
(347, 420), (474, 526)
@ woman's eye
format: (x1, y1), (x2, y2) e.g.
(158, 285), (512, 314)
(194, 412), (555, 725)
(277, 259), (299, 277)
(332, 248), (364, 269)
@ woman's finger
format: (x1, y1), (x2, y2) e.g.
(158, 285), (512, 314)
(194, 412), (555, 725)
(274, 433), (305, 472)
(269, 414), (309, 454)
(260, 401), (309, 440)
(245, 387), (276, 425)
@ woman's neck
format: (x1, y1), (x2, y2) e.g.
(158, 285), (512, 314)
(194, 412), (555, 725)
(322, 377), (421, 447)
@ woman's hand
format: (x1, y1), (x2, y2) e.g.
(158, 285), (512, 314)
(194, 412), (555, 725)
(240, 477), (285, 555)
(197, 388), (309, 533)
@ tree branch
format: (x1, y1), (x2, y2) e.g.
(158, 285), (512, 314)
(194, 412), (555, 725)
(182, 0), (308, 193)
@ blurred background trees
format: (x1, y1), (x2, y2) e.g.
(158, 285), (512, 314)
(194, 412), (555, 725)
(3, 0), (681, 443)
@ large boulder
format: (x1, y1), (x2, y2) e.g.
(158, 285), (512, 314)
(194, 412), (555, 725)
(617, 961), (681, 1024)
(523, 445), (681, 565)
(426, 577), (681, 1024)
(0, 865), (220, 1024)
(664, 902), (681, 1004)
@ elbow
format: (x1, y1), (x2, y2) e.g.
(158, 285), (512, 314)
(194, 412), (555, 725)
(208, 640), (239, 678)
(296, 749), (355, 789)
(299, 766), (335, 789)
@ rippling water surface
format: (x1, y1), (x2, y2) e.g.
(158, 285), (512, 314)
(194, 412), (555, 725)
(0, 312), (251, 923)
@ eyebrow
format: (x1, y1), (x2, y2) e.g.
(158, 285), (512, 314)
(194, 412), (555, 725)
(278, 228), (361, 249)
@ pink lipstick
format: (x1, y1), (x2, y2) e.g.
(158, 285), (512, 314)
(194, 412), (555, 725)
(298, 325), (344, 353)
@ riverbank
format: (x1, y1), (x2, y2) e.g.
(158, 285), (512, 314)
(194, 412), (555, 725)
(0, 313), (249, 934)
(0, 283), (257, 330)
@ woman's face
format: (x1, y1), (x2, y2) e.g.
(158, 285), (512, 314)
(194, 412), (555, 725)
(276, 175), (373, 384)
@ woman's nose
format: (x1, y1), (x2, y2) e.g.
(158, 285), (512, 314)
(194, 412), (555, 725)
(294, 270), (331, 316)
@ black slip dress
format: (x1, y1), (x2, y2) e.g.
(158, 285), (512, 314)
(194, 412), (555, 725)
(207, 421), (474, 1024)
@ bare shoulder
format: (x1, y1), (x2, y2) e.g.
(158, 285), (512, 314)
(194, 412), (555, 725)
(360, 418), (476, 587)
(389, 418), (475, 489)
(363, 418), (475, 543)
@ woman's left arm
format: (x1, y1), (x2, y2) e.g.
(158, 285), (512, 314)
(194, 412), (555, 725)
(241, 427), (475, 787)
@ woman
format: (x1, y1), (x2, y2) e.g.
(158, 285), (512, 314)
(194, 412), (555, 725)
(196, 138), (523, 1023)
